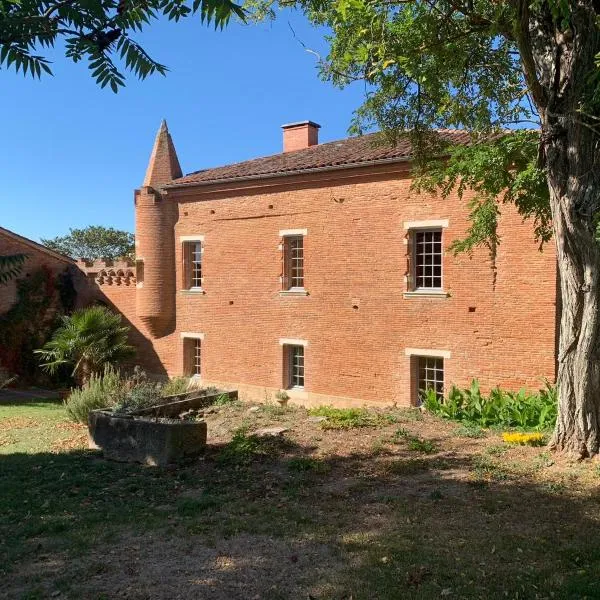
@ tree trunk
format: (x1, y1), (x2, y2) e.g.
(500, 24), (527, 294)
(533, 2), (600, 457)
(546, 142), (600, 457)
(77, 359), (92, 387)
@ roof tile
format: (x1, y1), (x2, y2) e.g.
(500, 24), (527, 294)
(169, 130), (473, 187)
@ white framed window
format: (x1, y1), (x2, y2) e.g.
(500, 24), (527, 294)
(192, 338), (201, 376)
(183, 338), (202, 376)
(182, 240), (203, 290)
(416, 356), (444, 403)
(279, 229), (307, 292)
(284, 236), (304, 290)
(284, 344), (305, 389)
(413, 229), (443, 290)
(181, 332), (204, 377)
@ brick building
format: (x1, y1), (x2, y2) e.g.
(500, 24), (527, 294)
(79, 121), (558, 407)
(0, 227), (94, 379)
(0, 227), (76, 314)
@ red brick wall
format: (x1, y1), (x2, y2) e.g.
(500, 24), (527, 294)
(88, 163), (558, 407)
(0, 232), (74, 314)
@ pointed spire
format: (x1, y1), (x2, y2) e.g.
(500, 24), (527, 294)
(143, 120), (183, 188)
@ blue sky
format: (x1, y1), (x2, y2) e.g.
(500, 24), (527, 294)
(1, 10), (366, 242)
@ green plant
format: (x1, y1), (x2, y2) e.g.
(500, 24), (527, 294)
(471, 456), (509, 482)
(217, 427), (290, 465)
(423, 380), (557, 430)
(0, 266), (74, 384)
(275, 390), (290, 404)
(35, 306), (135, 384)
(287, 457), (328, 473)
(64, 365), (125, 423)
(0, 253), (27, 285)
(390, 427), (410, 443)
(41, 226), (135, 260)
(485, 444), (509, 457)
(161, 376), (190, 397)
(454, 425), (486, 439)
(1, 0), (245, 92)
(213, 392), (235, 406)
(260, 401), (292, 417)
(308, 406), (383, 430)
(113, 382), (162, 414)
(407, 437), (438, 454)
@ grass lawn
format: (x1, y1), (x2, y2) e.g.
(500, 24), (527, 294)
(1, 398), (600, 599)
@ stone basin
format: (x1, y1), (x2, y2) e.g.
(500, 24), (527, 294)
(88, 389), (237, 466)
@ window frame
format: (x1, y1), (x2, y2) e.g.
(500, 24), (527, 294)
(283, 235), (305, 291)
(181, 333), (204, 378)
(181, 238), (204, 291)
(415, 355), (444, 405)
(411, 227), (443, 292)
(279, 229), (307, 294)
(285, 344), (305, 389)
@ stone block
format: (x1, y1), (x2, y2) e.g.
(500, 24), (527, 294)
(88, 410), (207, 466)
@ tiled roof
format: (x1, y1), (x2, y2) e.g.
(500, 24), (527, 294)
(169, 129), (474, 187)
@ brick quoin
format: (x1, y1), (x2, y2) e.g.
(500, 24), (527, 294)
(78, 122), (558, 408)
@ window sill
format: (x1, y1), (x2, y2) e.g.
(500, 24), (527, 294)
(403, 290), (450, 299)
(280, 289), (309, 297)
(180, 288), (205, 295)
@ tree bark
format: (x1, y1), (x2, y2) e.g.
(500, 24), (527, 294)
(531, 1), (600, 456)
(78, 359), (92, 387)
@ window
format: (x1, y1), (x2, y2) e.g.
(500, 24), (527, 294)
(413, 229), (442, 290)
(417, 356), (444, 402)
(286, 345), (305, 389)
(183, 240), (203, 289)
(184, 337), (202, 376)
(135, 259), (144, 285)
(192, 338), (201, 376)
(283, 235), (304, 290)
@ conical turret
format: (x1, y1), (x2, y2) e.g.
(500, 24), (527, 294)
(135, 120), (179, 338)
(143, 120), (183, 188)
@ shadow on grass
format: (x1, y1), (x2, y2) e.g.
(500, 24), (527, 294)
(0, 393), (63, 408)
(1, 439), (600, 599)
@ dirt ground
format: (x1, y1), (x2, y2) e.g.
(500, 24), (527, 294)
(2, 399), (600, 600)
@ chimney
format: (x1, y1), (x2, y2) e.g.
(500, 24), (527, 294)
(281, 121), (321, 153)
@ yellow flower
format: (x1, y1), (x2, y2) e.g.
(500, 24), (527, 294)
(502, 432), (544, 445)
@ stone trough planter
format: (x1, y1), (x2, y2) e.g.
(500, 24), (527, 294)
(88, 388), (237, 466)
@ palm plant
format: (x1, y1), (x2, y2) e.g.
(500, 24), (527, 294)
(35, 306), (135, 384)
(0, 254), (27, 285)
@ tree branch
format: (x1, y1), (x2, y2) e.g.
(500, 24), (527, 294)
(512, 0), (547, 108)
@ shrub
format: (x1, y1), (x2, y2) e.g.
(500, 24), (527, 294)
(64, 365), (125, 423)
(161, 376), (190, 397)
(113, 382), (162, 414)
(213, 392), (235, 406)
(454, 424), (486, 438)
(423, 379), (557, 430)
(287, 456), (329, 473)
(36, 305), (134, 384)
(218, 427), (294, 465)
(407, 437), (438, 453)
(309, 406), (383, 429)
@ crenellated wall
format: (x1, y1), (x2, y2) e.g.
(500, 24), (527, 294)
(76, 258), (173, 378)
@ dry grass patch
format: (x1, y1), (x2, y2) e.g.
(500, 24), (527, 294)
(2, 399), (600, 599)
